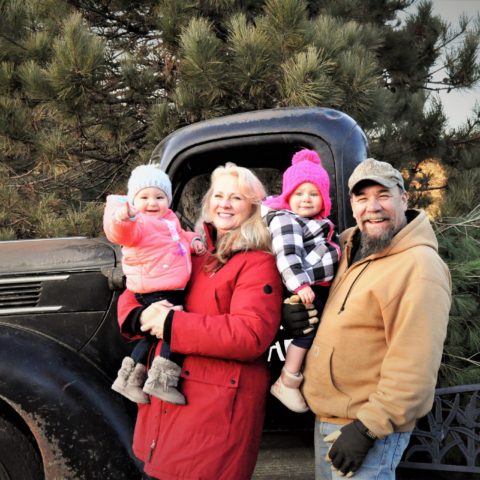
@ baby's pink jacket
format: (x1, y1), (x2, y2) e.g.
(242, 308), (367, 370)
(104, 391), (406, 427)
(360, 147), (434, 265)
(103, 195), (201, 293)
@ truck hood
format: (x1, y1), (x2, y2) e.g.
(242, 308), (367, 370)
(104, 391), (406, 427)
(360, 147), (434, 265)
(0, 237), (119, 277)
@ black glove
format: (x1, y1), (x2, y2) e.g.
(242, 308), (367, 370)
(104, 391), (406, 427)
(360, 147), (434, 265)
(281, 301), (318, 337)
(328, 420), (376, 475)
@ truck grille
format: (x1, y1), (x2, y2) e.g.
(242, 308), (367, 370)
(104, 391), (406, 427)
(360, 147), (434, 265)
(0, 275), (68, 314)
(0, 281), (41, 308)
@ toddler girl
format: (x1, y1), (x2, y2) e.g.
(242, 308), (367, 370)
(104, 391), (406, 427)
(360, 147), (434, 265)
(104, 164), (205, 405)
(263, 149), (340, 412)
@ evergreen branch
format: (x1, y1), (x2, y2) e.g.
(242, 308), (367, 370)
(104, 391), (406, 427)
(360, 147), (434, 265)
(443, 352), (480, 367)
(0, 33), (29, 52)
(68, 1), (156, 37)
(449, 133), (480, 147)
(410, 184), (448, 193)
(435, 204), (480, 234)
(67, 149), (125, 163)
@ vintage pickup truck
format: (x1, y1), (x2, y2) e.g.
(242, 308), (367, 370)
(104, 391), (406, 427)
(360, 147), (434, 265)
(0, 107), (477, 479)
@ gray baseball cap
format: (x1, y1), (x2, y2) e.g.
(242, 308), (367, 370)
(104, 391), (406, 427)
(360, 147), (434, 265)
(348, 158), (405, 193)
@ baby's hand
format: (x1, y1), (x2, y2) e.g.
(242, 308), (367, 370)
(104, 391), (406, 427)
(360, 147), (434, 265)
(193, 239), (207, 256)
(297, 285), (315, 305)
(115, 203), (136, 222)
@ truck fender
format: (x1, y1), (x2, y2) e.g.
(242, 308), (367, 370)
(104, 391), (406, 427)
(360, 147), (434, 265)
(0, 325), (141, 480)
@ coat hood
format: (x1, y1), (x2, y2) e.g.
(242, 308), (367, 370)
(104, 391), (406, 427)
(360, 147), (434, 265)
(342, 209), (438, 260)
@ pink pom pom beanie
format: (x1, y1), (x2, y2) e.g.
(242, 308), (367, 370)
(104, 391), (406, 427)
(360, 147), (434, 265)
(264, 149), (332, 218)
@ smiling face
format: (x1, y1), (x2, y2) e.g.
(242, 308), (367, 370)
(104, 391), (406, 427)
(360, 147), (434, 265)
(133, 187), (169, 217)
(208, 174), (253, 236)
(288, 182), (324, 218)
(351, 182), (408, 240)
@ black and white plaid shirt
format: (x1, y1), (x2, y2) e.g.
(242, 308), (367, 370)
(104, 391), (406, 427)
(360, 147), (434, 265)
(262, 206), (340, 294)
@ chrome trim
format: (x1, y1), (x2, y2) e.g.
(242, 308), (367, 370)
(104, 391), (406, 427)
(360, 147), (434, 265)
(0, 306), (62, 315)
(0, 275), (69, 284)
(0, 237), (86, 244)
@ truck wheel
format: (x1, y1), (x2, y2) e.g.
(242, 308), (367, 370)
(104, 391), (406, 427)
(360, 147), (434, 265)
(0, 415), (43, 480)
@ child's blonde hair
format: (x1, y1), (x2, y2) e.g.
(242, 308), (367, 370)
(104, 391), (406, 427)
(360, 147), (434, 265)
(198, 163), (272, 270)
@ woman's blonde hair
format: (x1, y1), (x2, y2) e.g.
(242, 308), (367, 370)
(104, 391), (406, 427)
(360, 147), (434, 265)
(198, 163), (272, 270)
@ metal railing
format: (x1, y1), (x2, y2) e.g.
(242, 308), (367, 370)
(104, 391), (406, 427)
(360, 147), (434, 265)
(400, 383), (480, 473)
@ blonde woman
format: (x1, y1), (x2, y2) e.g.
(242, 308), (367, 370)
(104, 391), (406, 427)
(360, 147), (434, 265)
(117, 163), (282, 480)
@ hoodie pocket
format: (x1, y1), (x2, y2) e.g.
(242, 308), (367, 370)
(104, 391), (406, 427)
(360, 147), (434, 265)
(304, 341), (351, 418)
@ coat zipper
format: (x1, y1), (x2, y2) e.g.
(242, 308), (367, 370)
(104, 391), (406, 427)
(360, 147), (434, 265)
(148, 439), (156, 462)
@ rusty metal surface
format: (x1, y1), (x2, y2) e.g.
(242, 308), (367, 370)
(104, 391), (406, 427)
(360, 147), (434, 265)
(5, 399), (78, 479)
(0, 325), (141, 479)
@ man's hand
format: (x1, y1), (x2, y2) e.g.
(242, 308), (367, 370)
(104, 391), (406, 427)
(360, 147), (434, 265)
(281, 296), (319, 337)
(324, 420), (376, 477)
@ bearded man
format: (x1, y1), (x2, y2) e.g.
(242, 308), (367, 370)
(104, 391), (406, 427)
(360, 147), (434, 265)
(283, 158), (451, 479)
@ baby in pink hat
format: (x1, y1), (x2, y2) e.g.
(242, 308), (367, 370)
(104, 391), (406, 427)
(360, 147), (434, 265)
(262, 149), (340, 413)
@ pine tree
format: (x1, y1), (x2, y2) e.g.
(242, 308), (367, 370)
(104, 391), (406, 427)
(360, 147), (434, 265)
(1, 0), (480, 387)
(0, 0), (479, 233)
(434, 170), (480, 386)
(0, 0), (172, 238)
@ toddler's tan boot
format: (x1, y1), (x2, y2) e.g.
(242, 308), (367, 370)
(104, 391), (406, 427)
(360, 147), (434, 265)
(112, 357), (149, 404)
(143, 356), (186, 405)
(124, 363), (149, 404)
(270, 367), (309, 413)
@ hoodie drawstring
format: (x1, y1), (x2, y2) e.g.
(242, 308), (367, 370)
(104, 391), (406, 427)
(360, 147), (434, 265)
(338, 261), (371, 314)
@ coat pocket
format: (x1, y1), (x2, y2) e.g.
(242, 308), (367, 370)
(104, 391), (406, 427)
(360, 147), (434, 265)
(213, 283), (233, 314)
(304, 341), (351, 418)
(180, 358), (239, 438)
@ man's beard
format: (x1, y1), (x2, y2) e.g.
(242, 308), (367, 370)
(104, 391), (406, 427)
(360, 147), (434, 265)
(359, 226), (395, 259)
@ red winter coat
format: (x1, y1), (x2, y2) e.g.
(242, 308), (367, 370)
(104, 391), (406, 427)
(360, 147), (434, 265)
(117, 224), (282, 480)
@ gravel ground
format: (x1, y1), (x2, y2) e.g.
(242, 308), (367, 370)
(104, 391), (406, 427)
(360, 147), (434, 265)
(252, 431), (479, 480)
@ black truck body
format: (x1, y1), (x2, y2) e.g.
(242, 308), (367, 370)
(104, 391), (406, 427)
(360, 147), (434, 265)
(3, 107), (474, 479)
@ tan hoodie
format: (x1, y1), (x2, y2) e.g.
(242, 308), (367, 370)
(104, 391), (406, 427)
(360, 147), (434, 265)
(303, 209), (451, 438)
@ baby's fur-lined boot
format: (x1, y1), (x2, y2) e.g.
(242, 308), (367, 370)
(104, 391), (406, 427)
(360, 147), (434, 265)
(270, 367), (309, 413)
(143, 356), (186, 405)
(112, 357), (149, 404)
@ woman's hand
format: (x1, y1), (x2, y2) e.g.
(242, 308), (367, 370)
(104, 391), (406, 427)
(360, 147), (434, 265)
(140, 300), (183, 339)
(193, 239), (207, 256)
